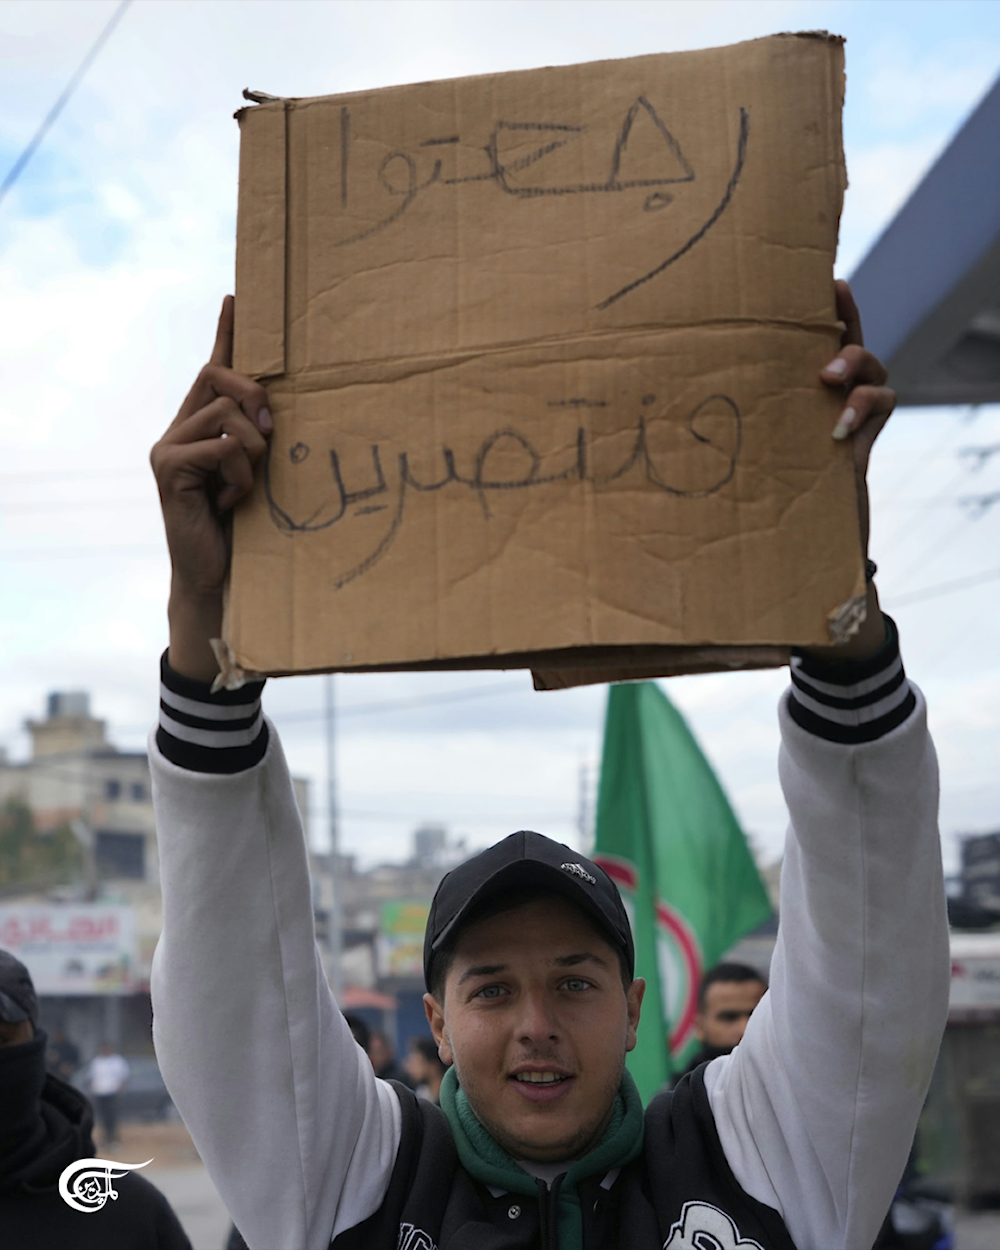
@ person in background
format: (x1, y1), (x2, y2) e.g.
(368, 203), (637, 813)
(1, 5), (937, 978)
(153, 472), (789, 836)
(368, 1028), (412, 1087)
(341, 1012), (371, 1057)
(87, 1040), (130, 1148)
(404, 1036), (447, 1105)
(46, 1027), (80, 1083)
(0, 950), (191, 1249)
(666, 962), (767, 1088)
(694, 962), (767, 1062)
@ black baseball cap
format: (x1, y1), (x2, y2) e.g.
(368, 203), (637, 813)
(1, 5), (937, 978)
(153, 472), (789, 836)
(0, 950), (39, 1028)
(423, 830), (635, 991)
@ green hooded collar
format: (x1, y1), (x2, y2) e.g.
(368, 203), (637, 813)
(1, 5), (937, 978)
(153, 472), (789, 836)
(438, 1064), (644, 1247)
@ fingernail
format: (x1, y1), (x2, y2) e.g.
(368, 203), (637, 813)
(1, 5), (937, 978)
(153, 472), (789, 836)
(832, 406), (856, 440)
(824, 357), (848, 377)
(257, 406), (273, 433)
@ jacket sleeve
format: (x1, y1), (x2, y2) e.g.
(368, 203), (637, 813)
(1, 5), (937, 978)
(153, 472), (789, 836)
(704, 624), (950, 1250)
(149, 657), (401, 1250)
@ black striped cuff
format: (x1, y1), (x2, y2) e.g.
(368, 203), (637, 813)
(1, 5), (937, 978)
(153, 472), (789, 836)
(787, 616), (916, 744)
(156, 652), (269, 774)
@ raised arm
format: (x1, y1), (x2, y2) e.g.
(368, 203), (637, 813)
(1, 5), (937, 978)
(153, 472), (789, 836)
(704, 285), (950, 1250)
(149, 299), (400, 1249)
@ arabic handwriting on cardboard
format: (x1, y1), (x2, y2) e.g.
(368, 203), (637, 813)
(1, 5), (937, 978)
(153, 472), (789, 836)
(263, 393), (742, 590)
(334, 98), (749, 310)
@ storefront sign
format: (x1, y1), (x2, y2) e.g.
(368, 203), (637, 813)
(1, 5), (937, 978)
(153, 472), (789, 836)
(377, 900), (431, 979)
(0, 905), (137, 994)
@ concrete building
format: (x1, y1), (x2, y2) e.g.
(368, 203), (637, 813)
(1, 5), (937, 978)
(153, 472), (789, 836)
(0, 691), (158, 892)
(0, 689), (311, 1060)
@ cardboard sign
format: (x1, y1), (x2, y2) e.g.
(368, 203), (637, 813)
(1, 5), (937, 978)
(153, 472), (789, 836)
(223, 33), (863, 683)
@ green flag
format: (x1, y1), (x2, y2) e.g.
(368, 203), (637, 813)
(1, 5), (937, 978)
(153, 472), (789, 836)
(593, 681), (771, 1102)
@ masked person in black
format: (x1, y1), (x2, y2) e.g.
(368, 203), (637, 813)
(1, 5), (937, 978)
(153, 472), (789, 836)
(0, 950), (191, 1250)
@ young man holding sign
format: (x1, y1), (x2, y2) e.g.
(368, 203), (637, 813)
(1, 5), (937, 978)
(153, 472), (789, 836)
(149, 284), (948, 1249)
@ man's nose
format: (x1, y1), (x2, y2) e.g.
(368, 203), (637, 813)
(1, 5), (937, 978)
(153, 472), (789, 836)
(515, 989), (560, 1044)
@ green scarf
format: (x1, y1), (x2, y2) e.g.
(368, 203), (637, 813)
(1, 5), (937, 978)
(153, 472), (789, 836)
(439, 1064), (644, 1248)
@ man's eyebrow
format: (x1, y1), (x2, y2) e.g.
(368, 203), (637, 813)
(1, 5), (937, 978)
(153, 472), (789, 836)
(456, 963), (507, 986)
(554, 952), (609, 969)
(455, 953), (609, 985)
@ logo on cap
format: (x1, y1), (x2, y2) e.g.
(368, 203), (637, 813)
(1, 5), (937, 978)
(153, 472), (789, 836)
(561, 862), (597, 885)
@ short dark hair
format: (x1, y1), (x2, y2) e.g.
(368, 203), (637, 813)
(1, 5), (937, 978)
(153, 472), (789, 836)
(697, 962), (767, 1010)
(427, 885), (632, 1001)
(409, 1035), (447, 1074)
(342, 1011), (371, 1054)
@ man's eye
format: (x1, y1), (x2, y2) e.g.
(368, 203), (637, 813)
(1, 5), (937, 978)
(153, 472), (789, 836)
(561, 977), (593, 992)
(474, 984), (506, 999)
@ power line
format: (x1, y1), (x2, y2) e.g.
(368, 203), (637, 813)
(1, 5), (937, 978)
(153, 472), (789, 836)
(0, 469), (145, 484)
(889, 565), (1000, 607)
(876, 406), (972, 507)
(0, 680), (531, 748)
(958, 443), (1000, 473)
(1, 499), (153, 515)
(959, 491), (1000, 521)
(0, 543), (164, 560)
(878, 462), (975, 567)
(889, 512), (976, 587)
(0, 1), (132, 208)
(275, 681), (528, 723)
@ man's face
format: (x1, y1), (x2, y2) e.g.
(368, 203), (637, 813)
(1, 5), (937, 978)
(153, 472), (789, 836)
(425, 896), (644, 1163)
(695, 979), (766, 1052)
(0, 1019), (33, 1046)
(368, 1034), (390, 1071)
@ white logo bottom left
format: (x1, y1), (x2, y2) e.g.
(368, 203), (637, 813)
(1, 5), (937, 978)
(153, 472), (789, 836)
(58, 1157), (153, 1213)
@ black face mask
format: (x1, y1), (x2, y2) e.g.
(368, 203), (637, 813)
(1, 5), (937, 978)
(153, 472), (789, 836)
(695, 1041), (734, 1064)
(0, 1029), (47, 1163)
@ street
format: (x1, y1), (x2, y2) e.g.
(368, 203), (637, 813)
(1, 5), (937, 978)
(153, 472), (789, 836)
(107, 1118), (1000, 1250)
(144, 1163), (231, 1250)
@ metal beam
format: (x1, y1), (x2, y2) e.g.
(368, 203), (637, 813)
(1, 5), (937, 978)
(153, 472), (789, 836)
(850, 74), (1000, 406)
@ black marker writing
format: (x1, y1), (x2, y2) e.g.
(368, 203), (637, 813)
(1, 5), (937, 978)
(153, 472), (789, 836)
(340, 106), (350, 209)
(333, 97), (747, 308)
(264, 393), (741, 590)
(596, 107), (749, 310)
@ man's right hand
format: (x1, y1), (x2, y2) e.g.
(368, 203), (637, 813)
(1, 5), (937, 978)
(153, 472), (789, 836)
(150, 296), (272, 682)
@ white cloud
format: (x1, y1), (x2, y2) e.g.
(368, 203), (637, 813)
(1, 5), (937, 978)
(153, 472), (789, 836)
(862, 40), (999, 133)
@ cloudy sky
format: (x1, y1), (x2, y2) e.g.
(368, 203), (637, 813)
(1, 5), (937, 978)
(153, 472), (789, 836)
(1, 0), (998, 874)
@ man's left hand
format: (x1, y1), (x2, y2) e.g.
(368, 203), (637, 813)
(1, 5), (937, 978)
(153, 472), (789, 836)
(804, 280), (896, 662)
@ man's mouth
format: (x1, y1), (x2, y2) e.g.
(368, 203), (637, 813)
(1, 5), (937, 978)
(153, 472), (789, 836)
(509, 1068), (576, 1103)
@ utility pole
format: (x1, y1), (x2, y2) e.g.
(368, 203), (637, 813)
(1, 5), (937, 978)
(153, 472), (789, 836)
(325, 674), (344, 1000)
(577, 759), (591, 852)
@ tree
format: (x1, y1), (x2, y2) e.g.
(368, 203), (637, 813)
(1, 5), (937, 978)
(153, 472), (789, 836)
(0, 797), (83, 890)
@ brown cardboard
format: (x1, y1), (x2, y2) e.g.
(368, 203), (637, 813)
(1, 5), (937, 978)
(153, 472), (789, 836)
(224, 33), (863, 683)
